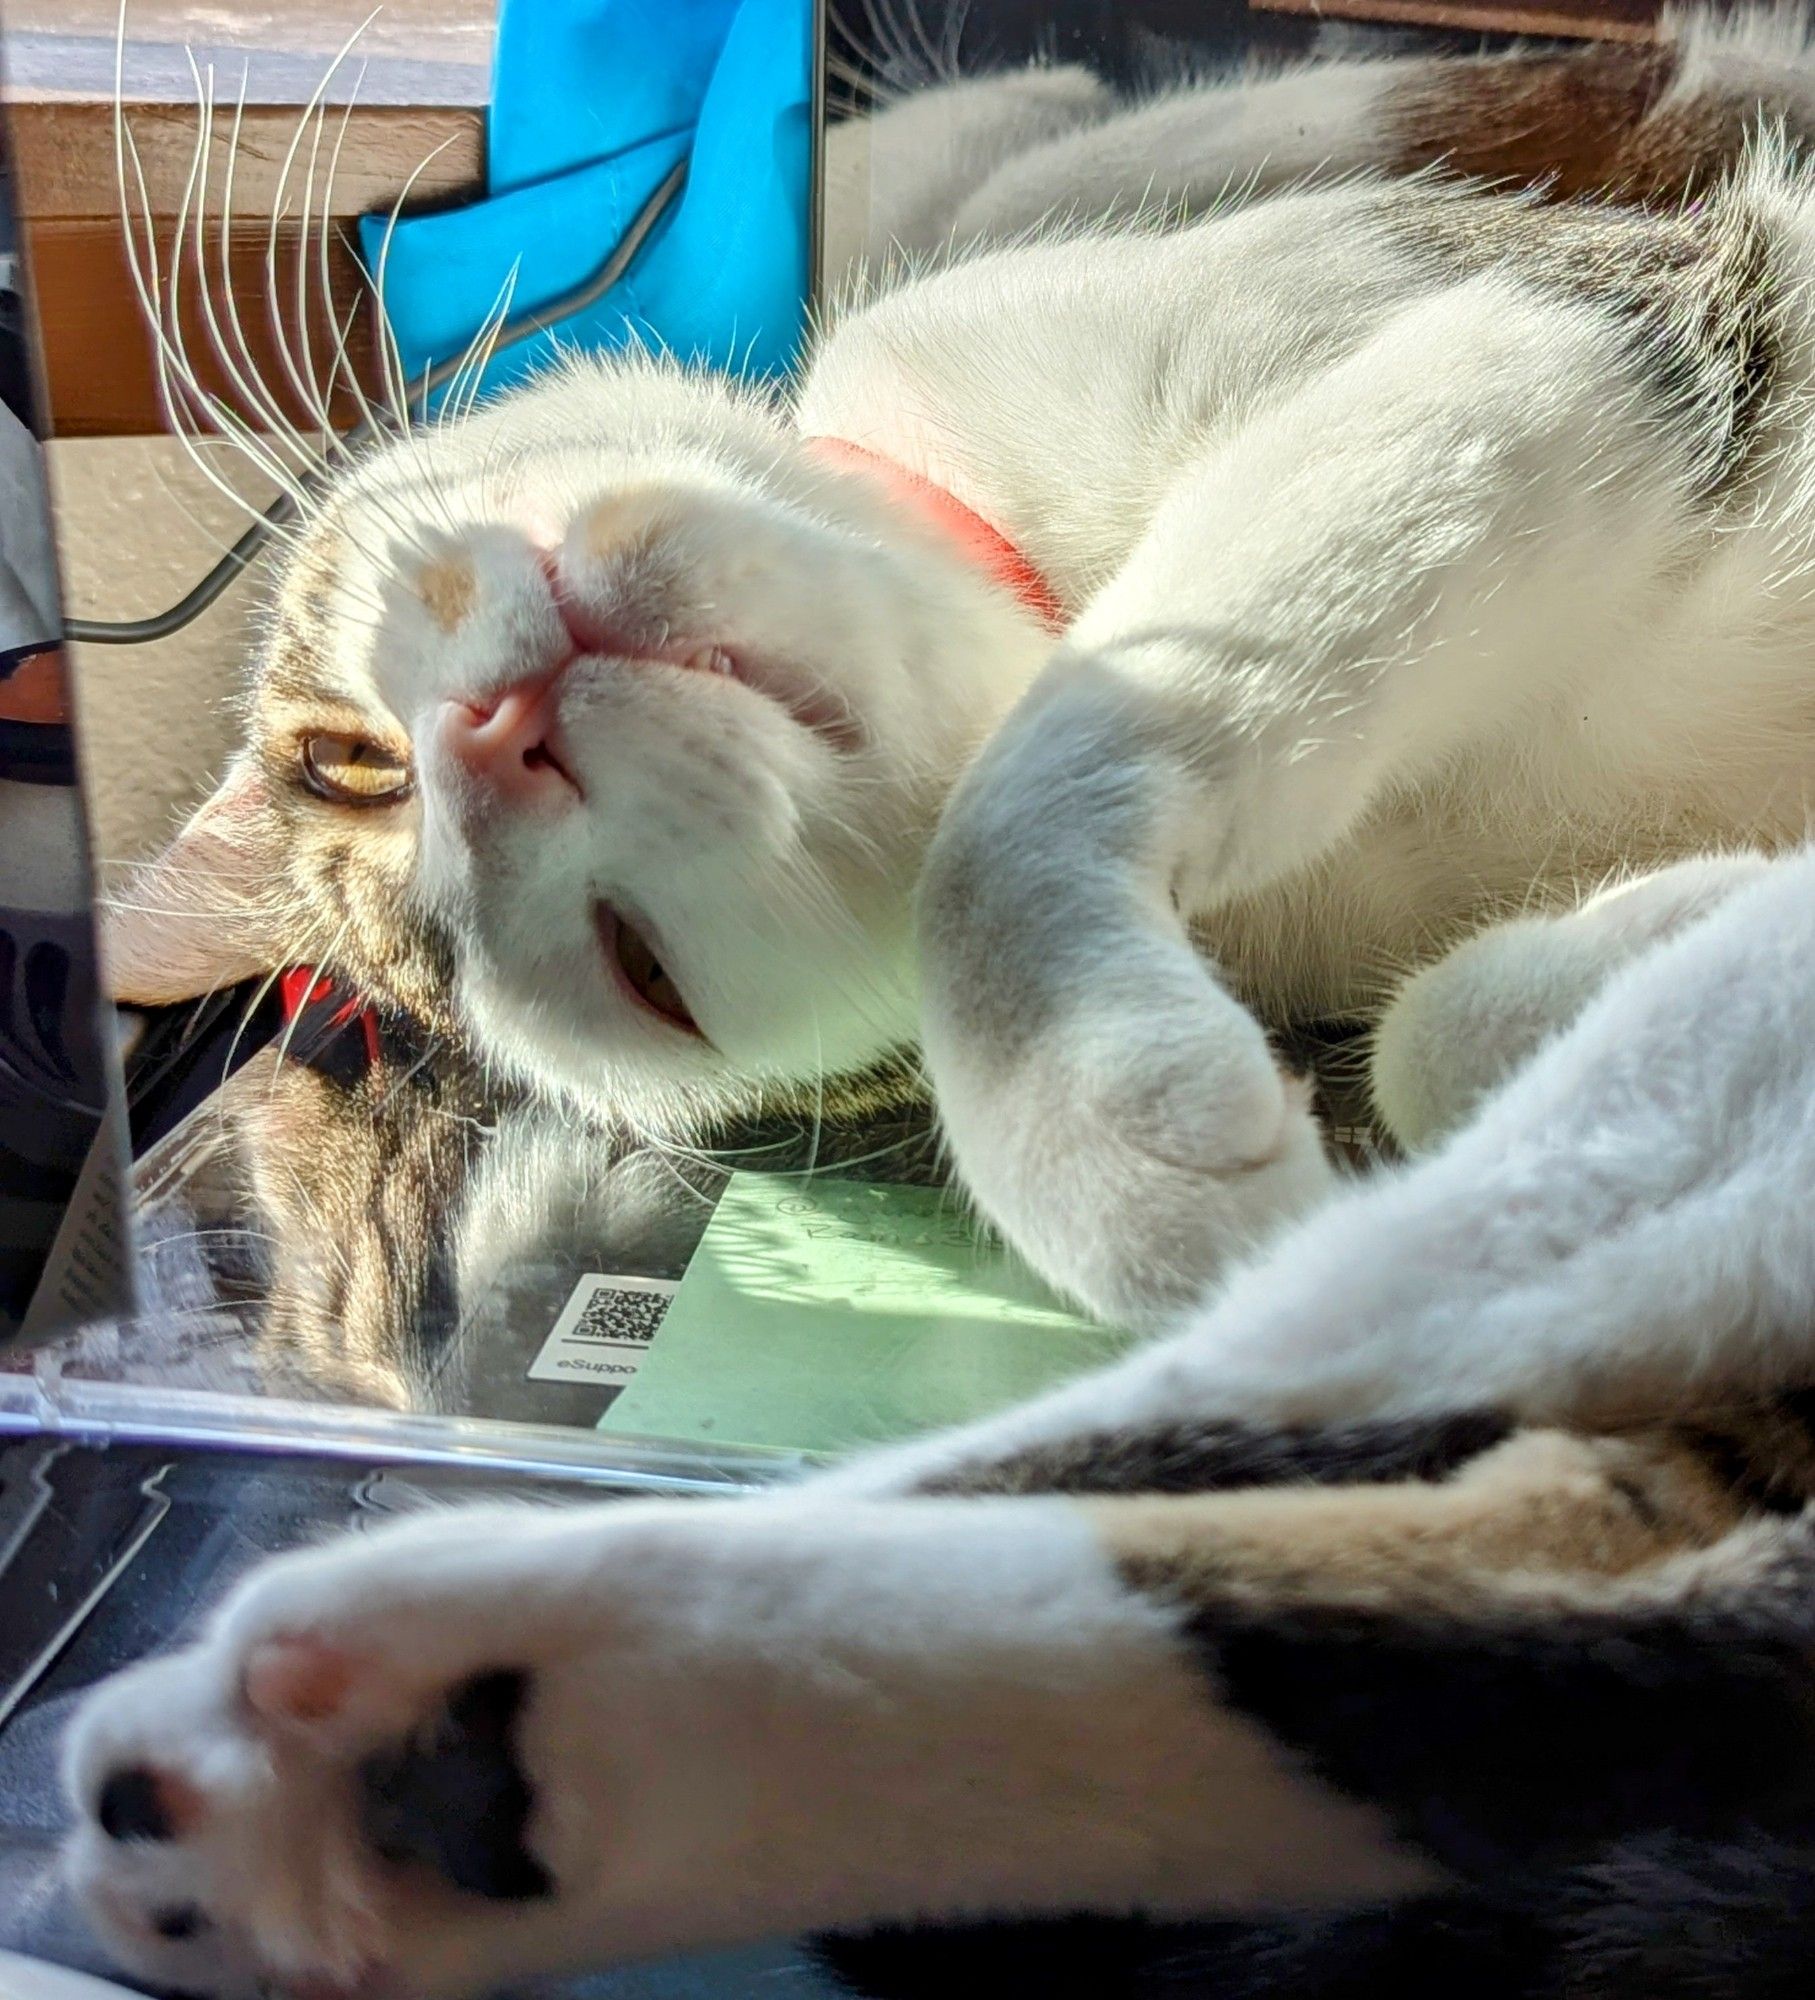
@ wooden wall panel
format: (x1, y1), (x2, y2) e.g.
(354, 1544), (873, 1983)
(1249, 0), (1662, 42)
(9, 99), (484, 437)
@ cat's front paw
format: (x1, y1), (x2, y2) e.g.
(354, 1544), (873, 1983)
(60, 1504), (680, 2000)
(920, 847), (1336, 1325)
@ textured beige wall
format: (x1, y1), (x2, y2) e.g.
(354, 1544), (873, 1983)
(50, 437), (270, 887)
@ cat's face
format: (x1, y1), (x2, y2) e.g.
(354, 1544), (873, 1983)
(115, 358), (1043, 1123)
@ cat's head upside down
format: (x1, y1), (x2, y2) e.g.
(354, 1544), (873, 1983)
(111, 355), (1051, 1128)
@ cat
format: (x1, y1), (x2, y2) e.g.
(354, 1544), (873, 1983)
(103, 8), (1815, 1336)
(60, 20), (1815, 1995)
(60, 839), (1815, 1998)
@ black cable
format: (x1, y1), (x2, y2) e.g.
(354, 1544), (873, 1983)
(65, 156), (690, 646)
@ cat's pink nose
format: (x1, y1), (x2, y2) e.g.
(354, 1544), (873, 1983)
(439, 674), (582, 804)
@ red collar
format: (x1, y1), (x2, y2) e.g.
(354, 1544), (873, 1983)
(280, 965), (383, 1069)
(806, 438), (1067, 634)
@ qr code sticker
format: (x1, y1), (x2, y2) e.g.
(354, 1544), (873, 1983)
(567, 1283), (668, 1346)
(526, 1272), (678, 1386)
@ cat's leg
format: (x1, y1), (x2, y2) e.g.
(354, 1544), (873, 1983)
(1370, 851), (1775, 1151)
(65, 852), (1815, 1995)
(881, 843), (1815, 1506)
(920, 271), (1719, 1325)
(62, 1487), (1438, 2000)
(63, 1409), (1795, 2000)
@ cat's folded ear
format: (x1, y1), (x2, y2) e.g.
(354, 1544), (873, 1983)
(101, 755), (296, 1004)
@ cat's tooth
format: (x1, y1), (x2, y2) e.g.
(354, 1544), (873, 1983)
(684, 646), (733, 676)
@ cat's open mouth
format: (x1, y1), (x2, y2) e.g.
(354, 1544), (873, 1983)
(596, 904), (699, 1036)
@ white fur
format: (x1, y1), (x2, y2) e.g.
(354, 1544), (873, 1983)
(67, 28), (1815, 1991)
(837, 843), (1815, 1499)
(65, 840), (1815, 1995)
(62, 1495), (1430, 1998)
(133, 25), (1815, 1317)
(293, 156), (1815, 1316)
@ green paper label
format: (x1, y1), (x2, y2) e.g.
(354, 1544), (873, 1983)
(596, 1175), (1136, 1455)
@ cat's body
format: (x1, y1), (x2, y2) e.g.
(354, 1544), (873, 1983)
(114, 7), (1815, 1324)
(61, 841), (1815, 1999)
(808, 170), (1814, 1026)
(65, 18), (1815, 1996)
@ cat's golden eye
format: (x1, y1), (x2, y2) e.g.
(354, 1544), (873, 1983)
(299, 733), (413, 805)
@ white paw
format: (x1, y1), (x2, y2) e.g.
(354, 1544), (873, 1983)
(924, 931), (1338, 1327)
(1371, 853), (1774, 1152)
(914, 659), (1340, 1325)
(60, 1505), (646, 2000)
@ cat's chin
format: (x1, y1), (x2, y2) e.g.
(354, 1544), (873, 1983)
(594, 902), (702, 1038)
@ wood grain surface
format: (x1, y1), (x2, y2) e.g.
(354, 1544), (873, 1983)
(1250, 0), (1662, 42)
(6, 1), (491, 435)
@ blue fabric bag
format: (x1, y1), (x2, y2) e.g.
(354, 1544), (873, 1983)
(360, 0), (814, 409)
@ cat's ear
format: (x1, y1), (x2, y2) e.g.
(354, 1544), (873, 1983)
(102, 755), (294, 1004)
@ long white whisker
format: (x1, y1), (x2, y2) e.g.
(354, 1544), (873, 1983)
(117, 92), (308, 537)
(167, 59), (312, 502)
(368, 135), (460, 431)
(449, 258), (521, 426)
(298, 88), (369, 452)
(204, 60), (324, 478)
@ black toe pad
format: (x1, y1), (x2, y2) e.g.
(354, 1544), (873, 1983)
(97, 1766), (175, 1843)
(357, 1668), (554, 1901)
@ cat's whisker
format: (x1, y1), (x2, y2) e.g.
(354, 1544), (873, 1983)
(458, 260), (524, 420)
(301, 114), (383, 460)
(851, 0), (916, 95)
(113, 48), (312, 535)
(196, 59), (330, 485)
(893, 0), (950, 85)
(438, 258), (521, 433)
(290, 43), (380, 452)
(272, 87), (359, 459)
(165, 100), (316, 509)
(209, 961), (310, 1138)
(165, 59), (287, 483)
(309, 181), (394, 462)
(367, 140), (459, 438)
(317, 291), (373, 449)
(166, 390), (311, 545)
(821, 49), (877, 106)
(442, 273), (517, 424)
(264, 917), (357, 1093)
(343, 193), (474, 552)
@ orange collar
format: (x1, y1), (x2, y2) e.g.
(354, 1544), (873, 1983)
(806, 438), (1067, 634)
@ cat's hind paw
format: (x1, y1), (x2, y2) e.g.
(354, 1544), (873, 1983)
(1371, 852), (1774, 1151)
(60, 1508), (586, 2000)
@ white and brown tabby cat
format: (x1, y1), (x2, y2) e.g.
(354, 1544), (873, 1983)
(110, 5), (1815, 1324)
(61, 14), (1815, 1996)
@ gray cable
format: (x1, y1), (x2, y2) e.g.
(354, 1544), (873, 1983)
(65, 156), (689, 645)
